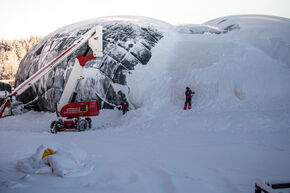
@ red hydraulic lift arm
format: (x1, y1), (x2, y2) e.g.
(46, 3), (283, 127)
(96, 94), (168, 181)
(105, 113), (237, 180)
(0, 26), (102, 118)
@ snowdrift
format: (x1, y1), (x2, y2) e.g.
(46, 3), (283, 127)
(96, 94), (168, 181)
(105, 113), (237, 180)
(128, 15), (290, 113)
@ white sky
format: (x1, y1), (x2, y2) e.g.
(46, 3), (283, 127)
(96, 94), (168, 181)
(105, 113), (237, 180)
(0, 0), (290, 39)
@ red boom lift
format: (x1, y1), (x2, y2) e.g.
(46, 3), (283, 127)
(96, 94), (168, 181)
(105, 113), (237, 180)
(0, 26), (103, 133)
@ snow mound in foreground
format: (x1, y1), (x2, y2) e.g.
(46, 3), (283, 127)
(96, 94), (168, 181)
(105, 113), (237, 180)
(16, 144), (93, 177)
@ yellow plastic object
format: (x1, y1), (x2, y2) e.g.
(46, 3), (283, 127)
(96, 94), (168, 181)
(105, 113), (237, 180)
(41, 148), (56, 160)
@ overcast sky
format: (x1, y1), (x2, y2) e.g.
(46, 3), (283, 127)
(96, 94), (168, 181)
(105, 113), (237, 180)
(1, 0), (290, 39)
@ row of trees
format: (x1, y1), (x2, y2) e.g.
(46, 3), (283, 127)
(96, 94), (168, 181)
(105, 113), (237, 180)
(0, 36), (41, 80)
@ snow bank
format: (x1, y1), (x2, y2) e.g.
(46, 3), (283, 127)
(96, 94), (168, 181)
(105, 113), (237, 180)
(127, 15), (290, 113)
(16, 144), (92, 177)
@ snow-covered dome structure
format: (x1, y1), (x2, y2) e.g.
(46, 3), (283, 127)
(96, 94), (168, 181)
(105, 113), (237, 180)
(15, 16), (170, 111)
(15, 15), (290, 112)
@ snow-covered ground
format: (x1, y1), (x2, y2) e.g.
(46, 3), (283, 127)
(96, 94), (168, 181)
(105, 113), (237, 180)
(1, 15), (290, 193)
(0, 109), (290, 193)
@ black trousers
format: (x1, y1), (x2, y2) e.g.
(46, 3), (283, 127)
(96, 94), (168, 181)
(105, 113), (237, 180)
(185, 98), (191, 105)
(122, 109), (129, 115)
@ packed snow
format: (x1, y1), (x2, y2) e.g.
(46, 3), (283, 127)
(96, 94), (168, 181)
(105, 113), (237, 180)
(1, 15), (290, 193)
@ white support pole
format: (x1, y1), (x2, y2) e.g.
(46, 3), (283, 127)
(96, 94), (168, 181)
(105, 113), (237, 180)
(89, 25), (103, 57)
(57, 59), (84, 112)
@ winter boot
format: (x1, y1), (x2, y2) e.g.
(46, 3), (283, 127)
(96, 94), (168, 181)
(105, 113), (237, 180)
(189, 104), (191, 110)
(184, 104), (187, 110)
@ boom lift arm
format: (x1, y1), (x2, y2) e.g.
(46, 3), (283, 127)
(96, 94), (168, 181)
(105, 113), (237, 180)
(0, 26), (103, 118)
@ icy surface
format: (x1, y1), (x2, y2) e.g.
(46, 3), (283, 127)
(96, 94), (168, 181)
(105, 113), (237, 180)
(1, 15), (290, 193)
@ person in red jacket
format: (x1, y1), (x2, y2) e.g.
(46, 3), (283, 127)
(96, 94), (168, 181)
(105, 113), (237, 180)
(120, 99), (129, 115)
(184, 86), (195, 110)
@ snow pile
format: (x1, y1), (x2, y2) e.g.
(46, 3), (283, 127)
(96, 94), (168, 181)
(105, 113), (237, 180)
(16, 144), (92, 177)
(127, 14), (290, 113)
